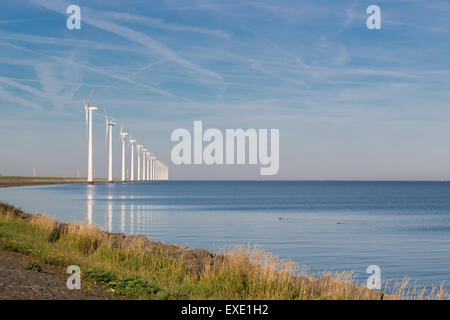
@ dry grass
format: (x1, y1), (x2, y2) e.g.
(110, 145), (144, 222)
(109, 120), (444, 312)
(0, 202), (448, 300)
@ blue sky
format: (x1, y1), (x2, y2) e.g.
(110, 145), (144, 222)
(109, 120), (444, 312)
(0, 0), (450, 180)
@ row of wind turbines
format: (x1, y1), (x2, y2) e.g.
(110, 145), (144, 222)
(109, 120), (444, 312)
(83, 89), (168, 184)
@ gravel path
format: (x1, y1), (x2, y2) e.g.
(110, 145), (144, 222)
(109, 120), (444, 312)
(0, 248), (121, 300)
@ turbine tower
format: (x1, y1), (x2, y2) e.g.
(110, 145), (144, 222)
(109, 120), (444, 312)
(146, 151), (150, 181)
(150, 155), (156, 181)
(119, 127), (128, 182)
(136, 144), (143, 181)
(142, 148), (147, 181)
(105, 111), (117, 183)
(157, 160), (160, 180)
(148, 153), (153, 181)
(129, 137), (136, 181)
(165, 163), (169, 180)
(83, 89), (98, 185)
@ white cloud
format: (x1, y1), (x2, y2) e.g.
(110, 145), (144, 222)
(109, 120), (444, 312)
(102, 11), (232, 38)
(29, 0), (225, 85)
(0, 85), (42, 110)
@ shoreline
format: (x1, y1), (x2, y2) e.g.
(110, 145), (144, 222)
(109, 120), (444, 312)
(2, 179), (450, 188)
(0, 181), (87, 188)
(0, 177), (113, 188)
(0, 202), (394, 300)
(0, 202), (447, 300)
(0, 176), (166, 188)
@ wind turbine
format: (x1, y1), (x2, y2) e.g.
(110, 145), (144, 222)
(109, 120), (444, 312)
(83, 89), (98, 185)
(150, 155), (156, 181)
(146, 151), (152, 181)
(105, 111), (117, 183)
(165, 163), (169, 180)
(142, 148), (147, 181)
(155, 159), (160, 180)
(149, 152), (152, 180)
(129, 137), (136, 181)
(160, 162), (166, 180)
(136, 144), (143, 181)
(119, 127), (128, 182)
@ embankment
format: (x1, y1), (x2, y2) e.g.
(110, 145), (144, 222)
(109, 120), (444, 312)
(0, 202), (446, 300)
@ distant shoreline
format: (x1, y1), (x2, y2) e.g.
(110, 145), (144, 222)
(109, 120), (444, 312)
(2, 178), (449, 188)
(0, 180), (86, 188)
(0, 177), (109, 188)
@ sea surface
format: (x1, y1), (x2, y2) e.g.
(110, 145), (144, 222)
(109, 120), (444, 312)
(1, 181), (449, 290)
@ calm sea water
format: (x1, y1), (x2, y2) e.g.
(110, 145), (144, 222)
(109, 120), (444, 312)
(1, 181), (449, 290)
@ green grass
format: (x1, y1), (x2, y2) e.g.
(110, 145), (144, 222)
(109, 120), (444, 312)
(26, 262), (42, 272)
(0, 176), (84, 182)
(0, 176), (120, 185)
(83, 269), (170, 299)
(0, 214), (185, 299)
(0, 202), (447, 300)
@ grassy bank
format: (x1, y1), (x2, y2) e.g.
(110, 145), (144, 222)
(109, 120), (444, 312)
(0, 176), (85, 188)
(0, 202), (447, 300)
(0, 176), (108, 188)
(0, 176), (82, 181)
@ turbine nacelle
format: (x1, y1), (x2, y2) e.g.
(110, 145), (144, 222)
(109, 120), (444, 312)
(119, 127), (128, 142)
(104, 110), (116, 141)
(104, 109), (116, 139)
(120, 135), (128, 143)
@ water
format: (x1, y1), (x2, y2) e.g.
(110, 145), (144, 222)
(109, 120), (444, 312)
(1, 181), (449, 290)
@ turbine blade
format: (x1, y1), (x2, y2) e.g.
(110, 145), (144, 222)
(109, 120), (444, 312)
(87, 88), (94, 107)
(85, 108), (88, 135)
(105, 122), (109, 145)
(104, 109), (109, 147)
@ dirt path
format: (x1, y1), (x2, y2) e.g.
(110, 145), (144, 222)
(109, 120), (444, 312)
(0, 248), (121, 300)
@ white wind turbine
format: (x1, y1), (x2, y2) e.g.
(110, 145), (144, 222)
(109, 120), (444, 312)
(165, 163), (169, 180)
(136, 144), (143, 181)
(150, 154), (156, 181)
(119, 127), (128, 182)
(155, 159), (160, 180)
(149, 152), (155, 181)
(142, 148), (147, 181)
(105, 111), (117, 183)
(146, 151), (152, 181)
(129, 136), (136, 181)
(83, 89), (98, 185)
(160, 162), (165, 180)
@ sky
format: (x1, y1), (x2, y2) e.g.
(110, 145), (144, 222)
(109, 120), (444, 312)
(0, 0), (450, 180)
